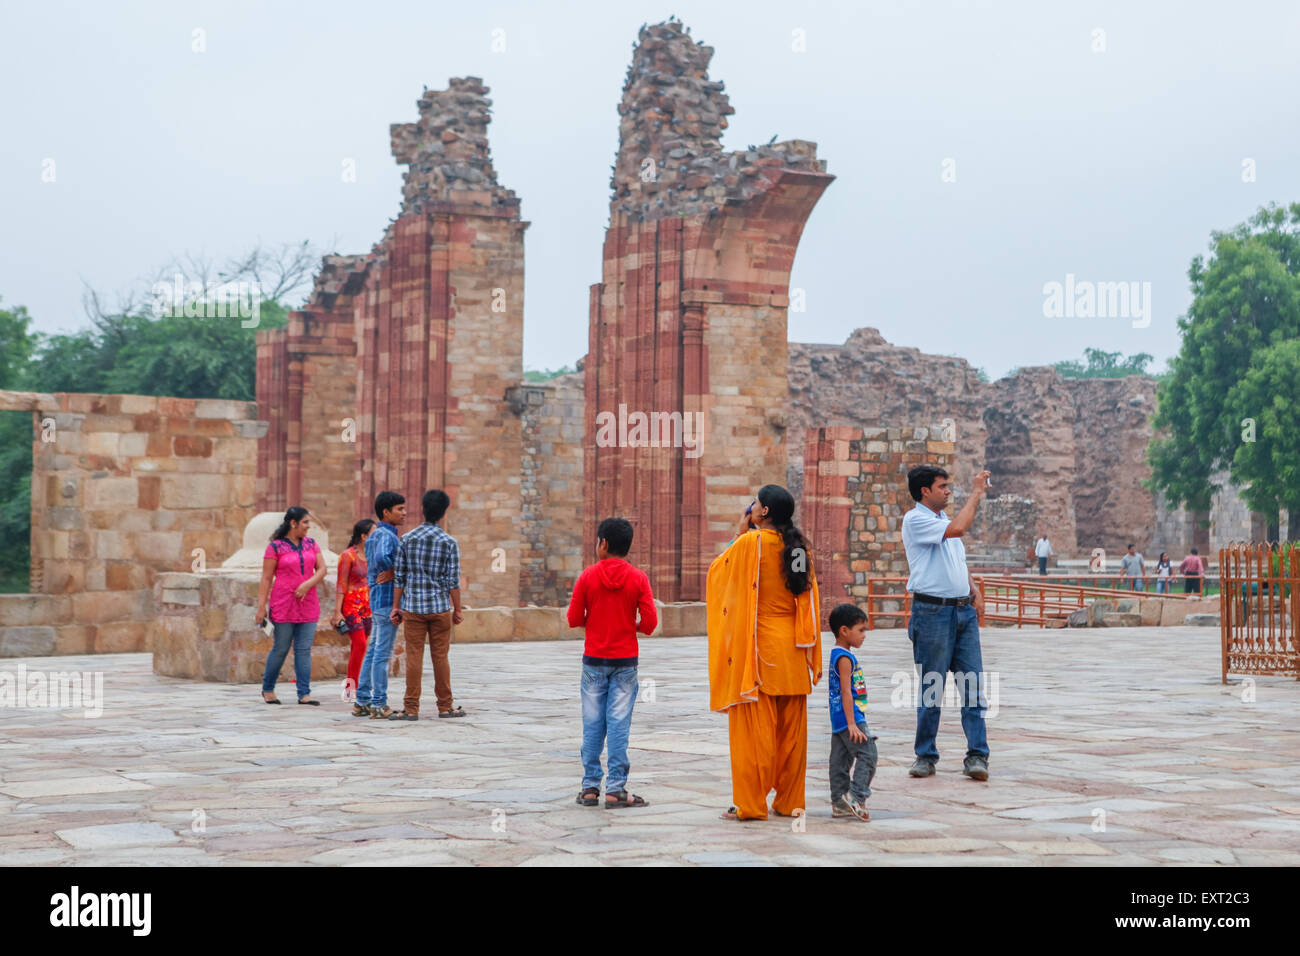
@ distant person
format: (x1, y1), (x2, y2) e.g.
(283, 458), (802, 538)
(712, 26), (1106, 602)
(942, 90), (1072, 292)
(1034, 532), (1053, 576)
(826, 603), (877, 822)
(1154, 551), (1173, 594)
(389, 489), (465, 721)
(901, 465), (990, 781)
(567, 516), (657, 809)
(708, 484), (822, 821)
(353, 491), (406, 719)
(1119, 543), (1146, 592)
(332, 518), (375, 700)
(1179, 548), (1205, 594)
(255, 506), (327, 705)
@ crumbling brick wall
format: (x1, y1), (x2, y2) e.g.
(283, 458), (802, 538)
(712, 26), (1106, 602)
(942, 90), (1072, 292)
(258, 78), (527, 608)
(257, 254), (367, 542)
(586, 20), (834, 602)
(802, 425), (954, 627)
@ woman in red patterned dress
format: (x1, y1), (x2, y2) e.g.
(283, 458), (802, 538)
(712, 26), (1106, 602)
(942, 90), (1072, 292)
(333, 519), (375, 700)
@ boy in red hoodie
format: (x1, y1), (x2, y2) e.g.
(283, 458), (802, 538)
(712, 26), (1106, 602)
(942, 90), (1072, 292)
(567, 517), (658, 809)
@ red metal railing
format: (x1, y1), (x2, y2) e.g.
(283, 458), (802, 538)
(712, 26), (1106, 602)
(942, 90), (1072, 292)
(866, 574), (1210, 630)
(1220, 543), (1299, 682)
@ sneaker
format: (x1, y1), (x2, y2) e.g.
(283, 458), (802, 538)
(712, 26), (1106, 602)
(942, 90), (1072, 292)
(909, 758), (937, 777)
(369, 705), (395, 720)
(963, 755), (989, 781)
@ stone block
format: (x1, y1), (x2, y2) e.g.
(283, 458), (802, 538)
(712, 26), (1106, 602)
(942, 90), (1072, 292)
(47, 507), (84, 531)
(54, 625), (94, 655)
(94, 621), (148, 653)
(172, 435), (214, 457)
(194, 398), (251, 420)
(1184, 614), (1221, 627)
(118, 432), (148, 457)
(1085, 600), (1114, 627)
(1138, 600), (1163, 626)
(71, 590), (139, 624)
(513, 606), (563, 641)
(161, 588), (202, 607)
(1101, 612), (1142, 627)
(0, 595), (56, 627)
(1066, 608), (1090, 627)
(152, 617), (201, 678)
(156, 572), (202, 590)
(674, 602), (706, 636)
(455, 607), (515, 642)
(0, 626), (57, 657)
(1114, 598), (1139, 614)
(86, 432), (119, 456)
(199, 608), (227, 640)
(160, 474), (232, 509)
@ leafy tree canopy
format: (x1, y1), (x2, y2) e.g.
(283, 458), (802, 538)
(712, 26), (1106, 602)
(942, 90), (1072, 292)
(1148, 202), (1300, 514)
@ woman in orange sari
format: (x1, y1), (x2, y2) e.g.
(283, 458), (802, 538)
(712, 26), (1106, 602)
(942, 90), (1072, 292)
(707, 484), (822, 821)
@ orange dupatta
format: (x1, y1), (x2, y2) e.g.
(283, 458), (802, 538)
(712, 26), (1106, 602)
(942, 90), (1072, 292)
(706, 530), (822, 712)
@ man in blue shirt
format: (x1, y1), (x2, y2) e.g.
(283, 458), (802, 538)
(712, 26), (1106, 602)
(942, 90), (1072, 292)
(353, 490), (405, 719)
(901, 464), (991, 781)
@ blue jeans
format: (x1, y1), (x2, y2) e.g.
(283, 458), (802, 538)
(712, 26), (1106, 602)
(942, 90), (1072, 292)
(1155, 578), (1169, 594)
(580, 664), (638, 793)
(908, 602), (989, 762)
(355, 605), (395, 707)
(262, 621), (317, 699)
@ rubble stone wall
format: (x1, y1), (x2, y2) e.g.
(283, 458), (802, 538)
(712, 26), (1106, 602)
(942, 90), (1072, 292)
(518, 375), (585, 606)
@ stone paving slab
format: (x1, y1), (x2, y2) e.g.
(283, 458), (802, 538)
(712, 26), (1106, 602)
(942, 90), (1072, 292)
(0, 625), (1297, 865)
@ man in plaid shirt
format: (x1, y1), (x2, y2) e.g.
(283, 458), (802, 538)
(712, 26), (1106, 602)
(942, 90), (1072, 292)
(389, 489), (466, 720)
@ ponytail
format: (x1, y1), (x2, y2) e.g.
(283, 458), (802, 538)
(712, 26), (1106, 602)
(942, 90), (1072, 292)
(271, 506), (309, 542)
(347, 518), (376, 550)
(757, 484), (810, 595)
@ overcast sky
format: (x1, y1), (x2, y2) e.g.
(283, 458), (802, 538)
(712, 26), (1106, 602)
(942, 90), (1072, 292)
(2, 0), (1298, 379)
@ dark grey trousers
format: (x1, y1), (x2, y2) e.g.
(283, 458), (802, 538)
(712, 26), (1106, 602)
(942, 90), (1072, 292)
(830, 723), (878, 802)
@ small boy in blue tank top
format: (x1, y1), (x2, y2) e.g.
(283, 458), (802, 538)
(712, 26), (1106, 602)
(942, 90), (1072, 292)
(828, 603), (878, 821)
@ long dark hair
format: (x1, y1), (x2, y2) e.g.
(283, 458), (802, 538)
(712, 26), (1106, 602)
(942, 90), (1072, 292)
(348, 518), (376, 549)
(758, 484), (810, 595)
(271, 506), (309, 542)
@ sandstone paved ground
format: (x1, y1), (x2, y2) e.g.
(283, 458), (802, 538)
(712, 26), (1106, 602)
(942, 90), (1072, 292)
(1, 625), (1297, 866)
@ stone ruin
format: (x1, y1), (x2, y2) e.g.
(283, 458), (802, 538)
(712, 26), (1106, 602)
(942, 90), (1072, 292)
(0, 19), (1268, 660)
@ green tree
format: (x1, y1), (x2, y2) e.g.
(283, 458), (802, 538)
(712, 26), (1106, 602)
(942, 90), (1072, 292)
(1148, 202), (1300, 516)
(1224, 339), (1300, 517)
(0, 299), (36, 591)
(522, 364), (576, 383)
(1054, 347), (1155, 378)
(25, 300), (288, 401)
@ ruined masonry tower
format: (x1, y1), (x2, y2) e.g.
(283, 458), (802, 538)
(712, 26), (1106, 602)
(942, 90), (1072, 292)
(257, 77), (527, 607)
(585, 21), (834, 601)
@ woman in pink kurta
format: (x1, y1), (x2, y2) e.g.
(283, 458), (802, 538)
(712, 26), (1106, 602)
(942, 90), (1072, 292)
(254, 506), (327, 704)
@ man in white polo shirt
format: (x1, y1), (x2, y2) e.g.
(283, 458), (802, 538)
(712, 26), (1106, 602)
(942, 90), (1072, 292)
(902, 464), (992, 781)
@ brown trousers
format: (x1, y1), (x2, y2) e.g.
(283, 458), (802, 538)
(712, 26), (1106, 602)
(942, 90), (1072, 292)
(401, 610), (453, 715)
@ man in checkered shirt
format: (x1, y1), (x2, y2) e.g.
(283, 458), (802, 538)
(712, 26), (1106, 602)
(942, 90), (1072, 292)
(389, 489), (466, 720)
